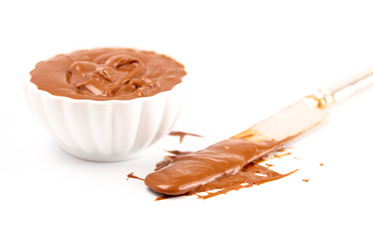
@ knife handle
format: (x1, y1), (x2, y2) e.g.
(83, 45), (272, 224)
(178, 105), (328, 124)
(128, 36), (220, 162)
(304, 71), (373, 108)
(328, 71), (373, 103)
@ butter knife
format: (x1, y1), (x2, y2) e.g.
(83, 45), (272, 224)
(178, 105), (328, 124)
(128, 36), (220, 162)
(233, 72), (373, 141)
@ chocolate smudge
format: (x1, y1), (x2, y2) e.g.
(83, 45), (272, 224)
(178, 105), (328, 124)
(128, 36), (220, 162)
(127, 172), (144, 181)
(169, 131), (203, 143)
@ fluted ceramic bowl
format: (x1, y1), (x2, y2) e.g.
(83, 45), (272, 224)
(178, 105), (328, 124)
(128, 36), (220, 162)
(24, 80), (184, 162)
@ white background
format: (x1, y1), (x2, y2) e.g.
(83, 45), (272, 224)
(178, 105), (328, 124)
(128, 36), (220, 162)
(1, 0), (373, 239)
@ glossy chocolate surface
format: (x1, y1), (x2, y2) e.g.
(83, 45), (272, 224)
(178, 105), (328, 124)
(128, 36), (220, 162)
(145, 138), (288, 196)
(30, 48), (186, 100)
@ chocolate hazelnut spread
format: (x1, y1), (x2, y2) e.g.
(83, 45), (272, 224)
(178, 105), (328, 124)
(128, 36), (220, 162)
(169, 131), (203, 143)
(127, 172), (144, 181)
(30, 48), (186, 100)
(190, 162), (296, 199)
(140, 145), (296, 200)
(145, 137), (292, 196)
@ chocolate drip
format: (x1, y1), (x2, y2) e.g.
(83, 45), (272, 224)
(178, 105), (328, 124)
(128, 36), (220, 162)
(127, 172), (144, 181)
(169, 131), (203, 143)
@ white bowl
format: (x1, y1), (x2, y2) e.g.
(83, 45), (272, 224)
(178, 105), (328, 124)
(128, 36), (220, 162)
(24, 80), (184, 162)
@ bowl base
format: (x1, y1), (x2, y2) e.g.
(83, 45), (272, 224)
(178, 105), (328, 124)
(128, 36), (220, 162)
(59, 145), (154, 162)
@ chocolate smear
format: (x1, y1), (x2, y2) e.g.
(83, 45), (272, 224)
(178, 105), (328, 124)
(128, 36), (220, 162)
(152, 147), (297, 200)
(145, 136), (297, 197)
(169, 131), (203, 143)
(127, 172), (144, 181)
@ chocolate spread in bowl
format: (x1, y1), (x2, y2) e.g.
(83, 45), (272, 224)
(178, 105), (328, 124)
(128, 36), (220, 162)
(30, 48), (186, 100)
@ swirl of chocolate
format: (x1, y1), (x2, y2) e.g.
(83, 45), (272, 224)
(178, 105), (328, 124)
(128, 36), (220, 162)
(68, 55), (146, 96)
(30, 48), (186, 100)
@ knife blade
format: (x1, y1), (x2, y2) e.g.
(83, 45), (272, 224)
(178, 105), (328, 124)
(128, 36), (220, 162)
(233, 71), (373, 142)
(145, 72), (373, 196)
